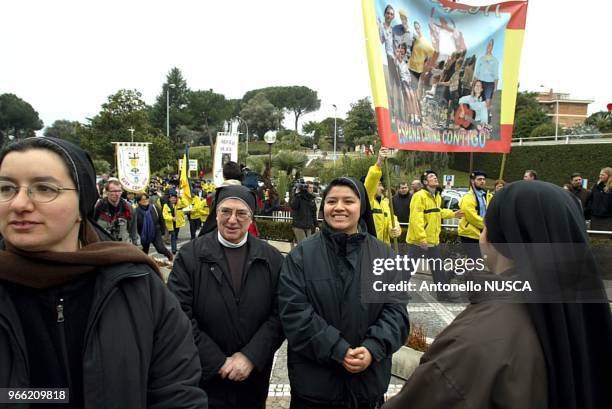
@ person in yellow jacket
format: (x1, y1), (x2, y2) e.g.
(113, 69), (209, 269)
(458, 170), (493, 260)
(163, 191), (187, 255)
(188, 193), (203, 240)
(407, 170), (463, 302)
(364, 149), (401, 244)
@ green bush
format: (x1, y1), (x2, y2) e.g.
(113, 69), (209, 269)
(450, 144), (612, 186)
(257, 219), (295, 242)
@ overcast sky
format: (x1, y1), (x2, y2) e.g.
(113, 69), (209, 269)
(1, 0), (609, 133)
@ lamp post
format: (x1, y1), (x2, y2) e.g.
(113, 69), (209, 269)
(128, 128), (135, 143)
(332, 104), (338, 161)
(236, 116), (249, 155)
(166, 83), (176, 138)
(264, 130), (277, 183)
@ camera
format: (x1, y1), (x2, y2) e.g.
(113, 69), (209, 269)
(109, 219), (126, 241)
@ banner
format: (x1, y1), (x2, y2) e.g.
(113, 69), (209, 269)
(212, 132), (239, 186)
(180, 145), (192, 205)
(363, 0), (528, 153)
(116, 143), (151, 192)
(178, 159), (199, 172)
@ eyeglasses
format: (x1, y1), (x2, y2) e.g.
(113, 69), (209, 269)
(0, 181), (77, 203)
(217, 207), (251, 222)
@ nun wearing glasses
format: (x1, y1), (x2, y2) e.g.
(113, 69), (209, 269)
(169, 184), (285, 409)
(0, 137), (207, 408)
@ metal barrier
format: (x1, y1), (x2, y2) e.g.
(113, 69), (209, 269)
(254, 215), (612, 235)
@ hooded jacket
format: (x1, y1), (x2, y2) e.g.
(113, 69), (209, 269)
(407, 188), (455, 245)
(279, 227), (409, 406)
(458, 187), (493, 240)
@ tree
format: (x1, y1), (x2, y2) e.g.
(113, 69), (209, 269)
(529, 123), (557, 139)
(273, 151), (308, 177)
(302, 117), (345, 145)
(79, 89), (174, 172)
(239, 93), (282, 140)
(187, 89), (234, 155)
(241, 86), (320, 132)
(282, 86), (320, 132)
(44, 119), (81, 145)
(149, 67), (192, 143)
(512, 92), (551, 140)
(0, 93), (43, 143)
(343, 98), (377, 148)
(585, 111), (612, 134)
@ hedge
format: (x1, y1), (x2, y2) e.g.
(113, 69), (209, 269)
(450, 143), (612, 186)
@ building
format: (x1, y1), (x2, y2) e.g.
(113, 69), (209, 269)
(536, 89), (593, 129)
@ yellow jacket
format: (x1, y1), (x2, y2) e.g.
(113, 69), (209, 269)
(163, 199), (187, 231)
(199, 196), (210, 222)
(189, 196), (202, 220)
(458, 188), (493, 240)
(365, 164), (399, 244)
(407, 188), (455, 246)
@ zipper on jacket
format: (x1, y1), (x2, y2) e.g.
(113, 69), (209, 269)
(56, 298), (73, 391)
(83, 271), (148, 355)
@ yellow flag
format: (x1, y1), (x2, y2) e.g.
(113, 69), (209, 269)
(180, 150), (192, 205)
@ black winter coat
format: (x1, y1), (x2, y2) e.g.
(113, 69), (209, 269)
(168, 231), (285, 409)
(391, 193), (412, 223)
(586, 182), (612, 218)
(0, 263), (207, 409)
(290, 191), (317, 229)
(279, 230), (409, 406)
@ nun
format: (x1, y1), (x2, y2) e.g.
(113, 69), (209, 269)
(0, 137), (207, 408)
(168, 184), (285, 409)
(383, 181), (612, 409)
(279, 177), (409, 409)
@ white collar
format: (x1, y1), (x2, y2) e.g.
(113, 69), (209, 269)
(217, 231), (248, 248)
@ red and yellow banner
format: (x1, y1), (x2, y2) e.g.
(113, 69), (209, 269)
(363, 0), (528, 153)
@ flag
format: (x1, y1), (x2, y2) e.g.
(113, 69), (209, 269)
(362, 0), (528, 153)
(180, 145), (192, 205)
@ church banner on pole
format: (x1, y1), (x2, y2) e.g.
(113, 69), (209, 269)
(115, 142), (151, 192)
(362, 0), (528, 153)
(212, 132), (239, 186)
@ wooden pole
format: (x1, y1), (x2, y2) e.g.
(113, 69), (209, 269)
(469, 152), (474, 174)
(384, 159), (399, 252)
(499, 153), (507, 180)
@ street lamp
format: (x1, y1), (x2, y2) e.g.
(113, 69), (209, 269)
(264, 130), (277, 182)
(332, 104), (338, 161)
(128, 128), (135, 143)
(166, 83), (176, 138)
(236, 116), (249, 155)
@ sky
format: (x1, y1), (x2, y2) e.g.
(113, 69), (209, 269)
(1, 0), (610, 134)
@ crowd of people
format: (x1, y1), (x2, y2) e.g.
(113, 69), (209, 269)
(0, 136), (610, 409)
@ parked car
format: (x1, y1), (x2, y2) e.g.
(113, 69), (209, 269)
(441, 189), (468, 227)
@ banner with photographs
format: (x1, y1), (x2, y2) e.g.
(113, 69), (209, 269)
(362, 0), (528, 153)
(212, 132), (239, 187)
(116, 143), (151, 192)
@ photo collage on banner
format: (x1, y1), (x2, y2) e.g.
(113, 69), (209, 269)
(363, 0), (528, 153)
(212, 132), (239, 186)
(116, 143), (151, 192)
